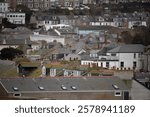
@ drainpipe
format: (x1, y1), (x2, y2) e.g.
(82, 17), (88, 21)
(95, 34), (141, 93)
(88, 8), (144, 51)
(147, 54), (149, 72)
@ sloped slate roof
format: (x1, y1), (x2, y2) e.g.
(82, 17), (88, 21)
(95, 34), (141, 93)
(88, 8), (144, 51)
(0, 77), (128, 92)
(108, 44), (144, 53)
(0, 39), (31, 45)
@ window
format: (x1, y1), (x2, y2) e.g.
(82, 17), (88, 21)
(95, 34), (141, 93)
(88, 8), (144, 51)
(111, 53), (116, 56)
(106, 62), (109, 68)
(133, 61), (137, 68)
(101, 62), (103, 67)
(138, 53), (141, 58)
(120, 61), (124, 67)
(47, 4), (49, 7)
(114, 91), (122, 96)
(134, 53), (136, 59)
(13, 93), (21, 97)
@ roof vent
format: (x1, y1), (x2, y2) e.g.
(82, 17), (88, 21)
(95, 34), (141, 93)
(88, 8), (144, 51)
(38, 86), (45, 90)
(12, 87), (19, 91)
(112, 84), (119, 90)
(71, 86), (77, 90)
(61, 85), (67, 90)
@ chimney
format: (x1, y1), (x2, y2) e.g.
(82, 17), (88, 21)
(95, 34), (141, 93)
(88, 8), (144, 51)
(3, 39), (6, 44)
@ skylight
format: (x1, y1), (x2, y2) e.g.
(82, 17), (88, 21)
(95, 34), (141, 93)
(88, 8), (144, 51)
(38, 86), (45, 90)
(12, 87), (19, 91)
(71, 86), (77, 90)
(112, 84), (119, 90)
(61, 85), (67, 90)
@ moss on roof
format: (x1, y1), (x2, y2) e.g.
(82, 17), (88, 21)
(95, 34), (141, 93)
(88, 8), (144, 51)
(20, 62), (40, 67)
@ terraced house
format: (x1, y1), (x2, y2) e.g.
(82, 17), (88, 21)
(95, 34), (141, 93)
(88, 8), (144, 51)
(0, 1), (9, 12)
(7, 0), (95, 10)
(16, 0), (51, 10)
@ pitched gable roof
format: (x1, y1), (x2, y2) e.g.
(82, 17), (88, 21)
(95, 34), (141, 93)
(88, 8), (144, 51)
(108, 44), (144, 53)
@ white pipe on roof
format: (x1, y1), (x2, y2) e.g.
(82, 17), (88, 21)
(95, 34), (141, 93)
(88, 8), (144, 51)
(54, 29), (61, 36)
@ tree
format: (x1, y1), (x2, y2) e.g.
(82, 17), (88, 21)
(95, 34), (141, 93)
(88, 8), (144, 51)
(0, 48), (24, 60)
(121, 31), (133, 44)
(132, 34), (143, 44)
(2, 18), (17, 28)
(16, 5), (33, 24)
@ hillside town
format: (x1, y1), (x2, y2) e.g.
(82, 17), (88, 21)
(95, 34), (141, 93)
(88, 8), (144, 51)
(0, 0), (150, 100)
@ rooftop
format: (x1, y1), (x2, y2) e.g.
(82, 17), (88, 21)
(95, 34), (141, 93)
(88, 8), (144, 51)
(78, 26), (117, 31)
(0, 77), (128, 93)
(108, 44), (145, 53)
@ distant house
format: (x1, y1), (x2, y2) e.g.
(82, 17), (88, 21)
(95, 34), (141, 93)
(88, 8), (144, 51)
(77, 26), (116, 36)
(90, 50), (100, 58)
(64, 53), (81, 61)
(50, 68), (84, 77)
(30, 41), (42, 51)
(90, 13), (148, 29)
(81, 44), (144, 71)
(113, 17), (128, 28)
(82, 0), (93, 4)
(63, 0), (80, 8)
(36, 15), (60, 28)
(58, 15), (69, 25)
(90, 16), (114, 27)
(63, 69), (83, 77)
(67, 15), (76, 26)
(128, 18), (147, 29)
(0, 16), (2, 24)
(0, 27), (32, 40)
(5, 12), (26, 24)
(54, 28), (77, 37)
(0, 2), (9, 13)
(71, 41), (87, 55)
(30, 34), (65, 45)
(106, 44), (144, 70)
(0, 77), (130, 100)
(51, 48), (71, 60)
(0, 39), (30, 51)
(25, 55), (41, 61)
(76, 15), (93, 26)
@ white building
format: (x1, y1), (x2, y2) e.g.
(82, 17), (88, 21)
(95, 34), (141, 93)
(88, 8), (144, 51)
(128, 20), (147, 29)
(44, 24), (70, 30)
(0, 2), (9, 13)
(81, 44), (144, 71)
(6, 12), (25, 24)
